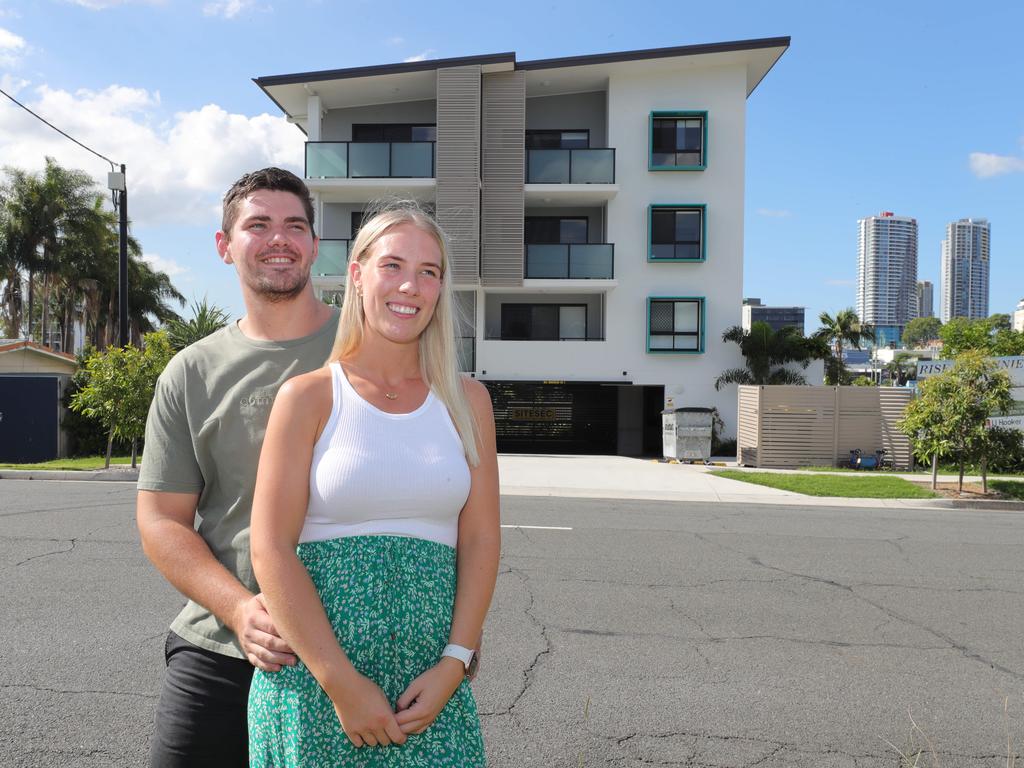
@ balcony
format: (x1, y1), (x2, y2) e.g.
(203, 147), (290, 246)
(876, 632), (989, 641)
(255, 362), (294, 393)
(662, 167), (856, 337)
(524, 148), (617, 206)
(312, 239), (351, 278)
(305, 142), (437, 203)
(307, 142), (435, 178)
(524, 243), (614, 280)
(526, 148), (614, 184)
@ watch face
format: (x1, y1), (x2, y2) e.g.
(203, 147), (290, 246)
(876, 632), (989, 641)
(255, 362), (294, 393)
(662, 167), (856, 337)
(467, 651), (479, 678)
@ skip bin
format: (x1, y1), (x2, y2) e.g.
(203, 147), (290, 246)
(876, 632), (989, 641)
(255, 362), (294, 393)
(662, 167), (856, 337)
(662, 407), (714, 461)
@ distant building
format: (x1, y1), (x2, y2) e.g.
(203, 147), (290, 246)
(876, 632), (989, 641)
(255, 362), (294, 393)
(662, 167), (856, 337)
(916, 280), (934, 318)
(741, 298), (805, 333)
(857, 211), (918, 348)
(1014, 299), (1024, 333)
(940, 218), (990, 322)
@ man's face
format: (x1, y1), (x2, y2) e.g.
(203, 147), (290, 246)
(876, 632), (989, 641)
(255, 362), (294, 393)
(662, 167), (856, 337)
(215, 189), (317, 303)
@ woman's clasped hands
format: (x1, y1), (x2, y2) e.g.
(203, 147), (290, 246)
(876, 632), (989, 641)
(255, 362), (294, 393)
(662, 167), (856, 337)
(329, 657), (465, 747)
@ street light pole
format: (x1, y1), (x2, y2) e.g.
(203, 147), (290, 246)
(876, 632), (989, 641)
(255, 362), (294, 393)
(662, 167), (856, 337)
(118, 163), (128, 347)
(108, 165), (129, 347)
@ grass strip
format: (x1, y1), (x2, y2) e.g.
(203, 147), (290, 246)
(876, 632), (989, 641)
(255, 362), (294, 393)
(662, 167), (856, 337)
(714, 470), (938, 498)
(989, 480), (1024, 500)
(0, 456), (136, 471)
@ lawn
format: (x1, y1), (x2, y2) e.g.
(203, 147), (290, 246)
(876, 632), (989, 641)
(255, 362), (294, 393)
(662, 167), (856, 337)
(989, 480), (1024, 500)
(714, 470), (938, 499)
(0, 456), (136, 471)
(801, 464), (1024, 478)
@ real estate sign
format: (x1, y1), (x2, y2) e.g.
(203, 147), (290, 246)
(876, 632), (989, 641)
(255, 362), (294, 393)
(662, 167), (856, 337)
(917, 356), (1024, 430)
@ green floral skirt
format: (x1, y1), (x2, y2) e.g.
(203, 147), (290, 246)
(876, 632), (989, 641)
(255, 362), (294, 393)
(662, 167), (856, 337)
(248, 535), (485, 767)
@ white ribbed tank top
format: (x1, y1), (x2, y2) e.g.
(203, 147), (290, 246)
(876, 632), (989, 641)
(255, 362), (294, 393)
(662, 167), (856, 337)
(299, 362), (471, 548)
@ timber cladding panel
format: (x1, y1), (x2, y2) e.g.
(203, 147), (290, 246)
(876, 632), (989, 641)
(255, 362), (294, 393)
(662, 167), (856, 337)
(736, 385), (914, 469)
(480, 71), (525, 287)
(436, 66), (481, 285)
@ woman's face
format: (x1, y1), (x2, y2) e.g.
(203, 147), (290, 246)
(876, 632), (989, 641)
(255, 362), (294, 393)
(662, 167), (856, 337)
(350, 222), (444, 347)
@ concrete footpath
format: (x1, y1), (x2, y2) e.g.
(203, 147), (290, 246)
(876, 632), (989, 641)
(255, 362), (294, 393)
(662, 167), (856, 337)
(4, 455), (1020, 510)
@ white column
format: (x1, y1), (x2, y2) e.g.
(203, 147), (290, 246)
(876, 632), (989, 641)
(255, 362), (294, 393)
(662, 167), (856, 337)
(306, 94), (322, 142)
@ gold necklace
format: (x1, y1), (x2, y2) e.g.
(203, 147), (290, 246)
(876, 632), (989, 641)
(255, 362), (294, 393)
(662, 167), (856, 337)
(345, 363), (400, 400)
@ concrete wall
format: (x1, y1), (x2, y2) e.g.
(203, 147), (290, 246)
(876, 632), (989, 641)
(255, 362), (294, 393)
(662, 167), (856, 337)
(321, 100), (437, 142)
(525, 91), (607, 147)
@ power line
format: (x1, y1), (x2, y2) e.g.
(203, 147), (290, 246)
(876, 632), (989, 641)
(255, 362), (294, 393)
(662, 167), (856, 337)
(0, 86), (118, 170)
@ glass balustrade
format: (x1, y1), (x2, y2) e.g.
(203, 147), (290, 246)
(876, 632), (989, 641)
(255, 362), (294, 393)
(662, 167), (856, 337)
(526, 148), (615, 184)
(312, 239), (351, 277)
(306, 142), (435, 179)
(525, 243), (614, 279)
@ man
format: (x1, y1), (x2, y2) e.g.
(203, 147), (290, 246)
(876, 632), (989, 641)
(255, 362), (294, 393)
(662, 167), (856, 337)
(137, 167), (339, 766)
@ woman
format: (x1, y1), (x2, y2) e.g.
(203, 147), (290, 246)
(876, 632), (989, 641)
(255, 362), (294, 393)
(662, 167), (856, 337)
(247, 204), (500, 767)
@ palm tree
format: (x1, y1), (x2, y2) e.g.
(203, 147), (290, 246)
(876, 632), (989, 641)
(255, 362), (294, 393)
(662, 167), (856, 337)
(813, 309), (876, 385)
(165, 297), (229, 352)
(715, 321), (823, 390)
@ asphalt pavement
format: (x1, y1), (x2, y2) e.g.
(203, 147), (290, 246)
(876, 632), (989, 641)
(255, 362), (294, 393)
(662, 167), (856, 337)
(4, 478), (1024, 766)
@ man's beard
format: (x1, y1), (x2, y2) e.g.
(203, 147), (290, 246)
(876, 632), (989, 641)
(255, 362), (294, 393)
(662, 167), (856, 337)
(249, 271), (310, 303)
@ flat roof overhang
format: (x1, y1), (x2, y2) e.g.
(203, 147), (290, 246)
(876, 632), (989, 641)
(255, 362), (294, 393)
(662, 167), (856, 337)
(255, 37), (789, 133)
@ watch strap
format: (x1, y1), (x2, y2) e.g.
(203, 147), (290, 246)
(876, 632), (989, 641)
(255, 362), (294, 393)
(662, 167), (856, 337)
(441, 643), (475, 671)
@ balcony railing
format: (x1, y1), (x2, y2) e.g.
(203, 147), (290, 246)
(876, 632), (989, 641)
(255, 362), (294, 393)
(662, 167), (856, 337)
(312, 239), (351, 277)
(457, 336), (475, 372)
(306, 142), (436, 179)
(524, 243), (615, 279)
(525, 148), (615, 184)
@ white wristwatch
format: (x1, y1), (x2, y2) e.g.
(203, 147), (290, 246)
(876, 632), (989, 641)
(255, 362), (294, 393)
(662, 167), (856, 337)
(441, 643), (477, 675)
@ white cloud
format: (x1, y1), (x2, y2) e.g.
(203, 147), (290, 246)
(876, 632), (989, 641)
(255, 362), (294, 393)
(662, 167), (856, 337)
(403, 49), (436, 63)
(386, 36), (405, 46)
(203, 0), (257, 18)
(0, 82), (304, 229)
(756, 208), (792, 218)
(969, 150), (1024, 179)
(142, 253), (189, 277)
(825, 279), (855, 287)
(64, 0), (164, 8)
(0, 25), (26, 66)
(1, 73), (29, 95)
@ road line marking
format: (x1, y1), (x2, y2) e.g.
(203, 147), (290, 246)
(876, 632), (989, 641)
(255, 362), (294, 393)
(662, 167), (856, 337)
(501, 524), (573, 530)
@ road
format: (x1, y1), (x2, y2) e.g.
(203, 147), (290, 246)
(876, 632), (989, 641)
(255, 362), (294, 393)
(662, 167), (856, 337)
(3, 479), (1024, 766)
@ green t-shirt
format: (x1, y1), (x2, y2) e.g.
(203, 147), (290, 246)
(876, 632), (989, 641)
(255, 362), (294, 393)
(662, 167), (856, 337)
(138, 309), (340, 658)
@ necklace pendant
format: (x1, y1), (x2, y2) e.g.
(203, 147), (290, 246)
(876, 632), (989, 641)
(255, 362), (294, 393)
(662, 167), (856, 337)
(384, 392), (399, 400)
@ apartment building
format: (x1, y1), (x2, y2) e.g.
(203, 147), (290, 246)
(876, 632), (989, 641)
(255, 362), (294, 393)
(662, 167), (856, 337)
(255, 38), (790, 454)
(857, 211), (918, 348)
(741, 298), (805, 334)
(940, 218), (990, 322)
(916, 280), (934, 319)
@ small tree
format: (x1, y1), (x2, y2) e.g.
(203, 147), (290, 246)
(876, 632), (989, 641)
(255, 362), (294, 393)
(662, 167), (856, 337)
(714, 322), (823, 390)
(813, 309), (875, 385)
(898, 350), (1013, 492)
(70, 331), (174, 468)
(901, 316), (942, 348)
(164, 296), (229, 352)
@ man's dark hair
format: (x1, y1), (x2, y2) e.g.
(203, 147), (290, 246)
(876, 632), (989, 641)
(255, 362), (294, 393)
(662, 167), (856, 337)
(221, 167), (315, 239)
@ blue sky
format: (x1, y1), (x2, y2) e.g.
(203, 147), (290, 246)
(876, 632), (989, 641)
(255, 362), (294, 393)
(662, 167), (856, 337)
(1, 0), (1021, 333)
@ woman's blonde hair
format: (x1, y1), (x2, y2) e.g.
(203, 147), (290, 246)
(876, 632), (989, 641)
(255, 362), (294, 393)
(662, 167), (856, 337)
(326, 200), (480, 466)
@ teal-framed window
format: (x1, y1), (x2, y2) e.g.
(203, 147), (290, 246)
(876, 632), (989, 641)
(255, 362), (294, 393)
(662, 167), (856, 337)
(647, 297), (705, 353)
(648, 204), (706, 262)
(649, 111), (707, 171)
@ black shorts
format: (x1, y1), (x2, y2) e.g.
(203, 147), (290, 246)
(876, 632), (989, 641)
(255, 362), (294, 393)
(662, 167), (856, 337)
(149, 631), (254, 768)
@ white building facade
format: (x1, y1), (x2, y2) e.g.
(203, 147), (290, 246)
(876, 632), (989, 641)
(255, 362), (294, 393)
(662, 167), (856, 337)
(856, 211), (918, 347)
(255, 39), (790, 454)
(940, 218), (990, 322)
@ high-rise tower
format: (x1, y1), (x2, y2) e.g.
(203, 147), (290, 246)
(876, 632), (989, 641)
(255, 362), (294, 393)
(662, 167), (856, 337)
(940, 218), (990, 322)
(857, 211), (919, 347)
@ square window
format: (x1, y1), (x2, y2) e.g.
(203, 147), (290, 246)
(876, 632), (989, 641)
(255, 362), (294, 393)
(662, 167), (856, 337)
(649, 111), (707, 170)
(648, 298), (703, 353)
(649, 206), (705, 262)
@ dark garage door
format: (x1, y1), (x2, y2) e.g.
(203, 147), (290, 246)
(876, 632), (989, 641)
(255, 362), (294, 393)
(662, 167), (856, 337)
(0, 376), (59, 463)
(484, 380), (618, 454)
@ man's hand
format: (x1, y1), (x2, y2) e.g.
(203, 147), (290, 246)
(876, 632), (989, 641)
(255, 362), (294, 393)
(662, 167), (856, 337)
(330, 673), (407, 748)
(234, 593), (297, 672)
(394, 657), (465, 735)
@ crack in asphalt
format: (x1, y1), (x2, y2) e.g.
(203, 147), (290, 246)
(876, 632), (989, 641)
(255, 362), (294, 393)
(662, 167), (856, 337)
(14, 538), (76, 566)
(478, 564), (552, 718)
(691, 532), (1024, 681)
(2, 683), (157, 700)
